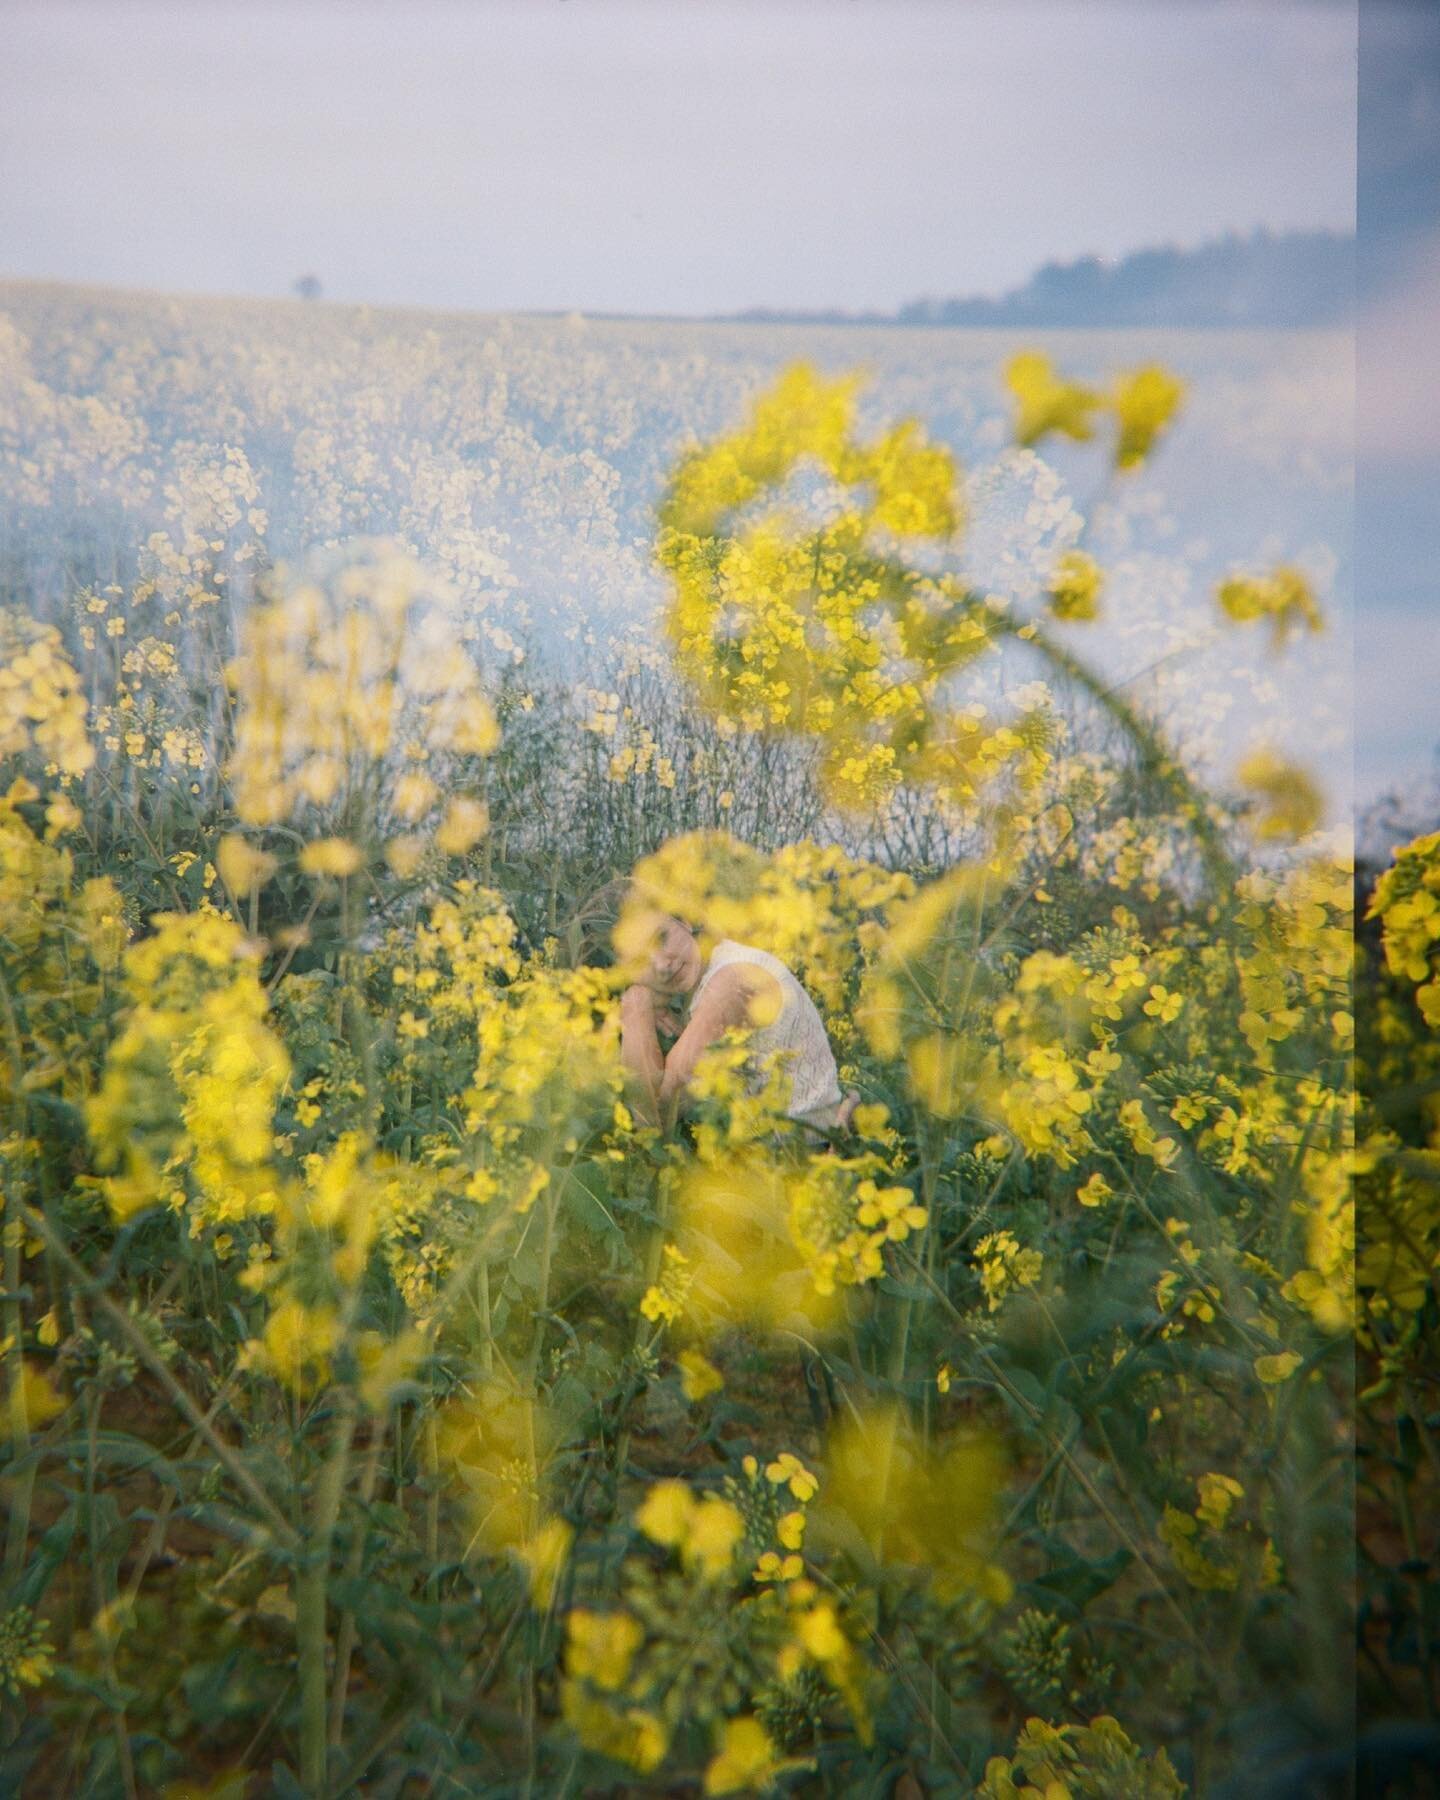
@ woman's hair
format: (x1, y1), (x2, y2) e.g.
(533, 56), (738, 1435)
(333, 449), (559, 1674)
(562, 877), (637, 969)
(562, 877), (697, 970)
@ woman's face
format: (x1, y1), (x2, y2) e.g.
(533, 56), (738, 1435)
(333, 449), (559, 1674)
(643, 914), (703, 997)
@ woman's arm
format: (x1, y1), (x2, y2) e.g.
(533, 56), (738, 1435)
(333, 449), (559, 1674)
(657, 964), (777, 1123)
(619, 984), (666, 1124)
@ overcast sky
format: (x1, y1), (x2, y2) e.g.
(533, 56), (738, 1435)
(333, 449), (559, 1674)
(1, 0), (1356, 314)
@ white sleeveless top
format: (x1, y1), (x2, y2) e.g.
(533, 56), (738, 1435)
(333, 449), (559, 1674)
(687, 939), (843, 1129)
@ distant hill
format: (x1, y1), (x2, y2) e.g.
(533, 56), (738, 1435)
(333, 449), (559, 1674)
(724, 228), (1354, 328)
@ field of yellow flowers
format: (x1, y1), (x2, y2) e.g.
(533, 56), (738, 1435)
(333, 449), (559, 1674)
(0, 287), (1385, 1797)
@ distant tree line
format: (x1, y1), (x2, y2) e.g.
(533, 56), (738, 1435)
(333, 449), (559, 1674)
(723, 228), (1354, 328)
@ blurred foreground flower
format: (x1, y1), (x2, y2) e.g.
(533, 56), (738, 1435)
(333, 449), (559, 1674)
(816, 1401), (1011, 1603)
(0, 612), (95, 777)
(1005, 352), (1184, 471)
(225, 539), (496, 871)
(1216, 564), (1323, 650)
(656, 364), (1058, 813)
(1235, 749), (1324, 841)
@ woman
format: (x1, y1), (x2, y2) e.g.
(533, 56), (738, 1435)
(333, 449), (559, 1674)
(616, 906), (855, 1135)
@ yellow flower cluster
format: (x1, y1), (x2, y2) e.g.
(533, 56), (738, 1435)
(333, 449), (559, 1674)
(656, 363), (1054, 811)
(88, 909), (289, 1227)
(0, 1607), (57, 1698)
(1235, 748), (1324, 842)
(823, 1402), (1012, 1604)
(639, 1243), (693, 1325)
(436, 1376), (561, 1556)
(657, 1138), (926, 1340)
(1366, 828), (1440, 1027)
(980, 1714), (1185, 1798)
(742, 1450), (814, 1583)
(1004, 352), (1185, 470)
(1117, 1099), (1181, 1172)
(224, 541), (496, 868)
(1158, 1472), (1282, 1594)
(787, 1158), (927, 1296)
(1046, 548), (1104, 622)
(1232, 854), (1352, 1068)
(462, 961), (624, 1216)
(0, 612), (95, 778)
(0, 789), (125, 1110)
(703, 1717), (783, 1795)
(241, 1134), (407, 1395)
(635, 1479), (746, 1581)
(384, 881), (522, 1030)
(974, 1231), (1044, 1312)
(1215, 564), (1324, 649)
(861, 867), (1143, 1167)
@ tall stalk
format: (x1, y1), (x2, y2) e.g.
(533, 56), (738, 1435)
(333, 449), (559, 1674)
(297, 1389), (358, 1795)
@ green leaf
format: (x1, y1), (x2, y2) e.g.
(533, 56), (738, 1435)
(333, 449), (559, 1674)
(1029, 1546), (1134, 1615)
(49, 1429), (183, 1493)
(8, 1502), (78, 1612)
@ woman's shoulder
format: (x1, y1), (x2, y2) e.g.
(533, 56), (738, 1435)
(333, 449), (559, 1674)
(701, 942), (805, 1027)
(707, 939), (791, 981)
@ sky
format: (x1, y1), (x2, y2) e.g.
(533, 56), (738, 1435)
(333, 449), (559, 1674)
(5, 0), (1434, 822)
(0, 0), (1358, 315)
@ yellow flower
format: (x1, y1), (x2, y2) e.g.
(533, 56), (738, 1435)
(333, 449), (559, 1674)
(764, 1452), (819, 1502)
(936, 1363), (953, 1394)
(385, 833), (427, 877)
(1005, 351), (1102, 447)
(1236, 750), (1324, 841)
(704, 1717), (781, 1795)
(392, 770), (438, 822)
(217, 833), (278, 899)
(640, 1244), (693, 1326)
(561, 1684), (668, 1772)
(43, 794), (82, 839)
(1076, 1173), (1112, 1209)
(975, 1231), (1044, 1310)
(1111, 364), (1185, 469)
(1195, 1472), (1244, 1530)
(754, 1549), (804, 1584)
(436, 796), (489, 856)
(565, 1608), (643, 1691)
(687, 1495), (746, 1579)
(1142, 984), (1183, 1023)
(634, 1480), (744, 1580)
(5, 1362), (65, 1438)
(635, 1479), (693, 1549)
(798, 1602), (846, 1662)
(1216, 564), (1323, 648)
(1254, 1351), (1302, 1384)
(298, 836), (364, 877)
(1046, 549), (1103, 623)
(518, 1517), (575, 1610)
(777, 1509), (806, 1550)
(678, 1348), (724, 1403)
(259, 1297), (339, 1395)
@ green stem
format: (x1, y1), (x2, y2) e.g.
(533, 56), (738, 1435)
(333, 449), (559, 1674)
(1002, 611), (1239, 897)
(3, 1198), (36, 1577)
(85, 1387), (137, 1800)
(328, 1421), (388, 1750)
(297, 1388), (358, 1795)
